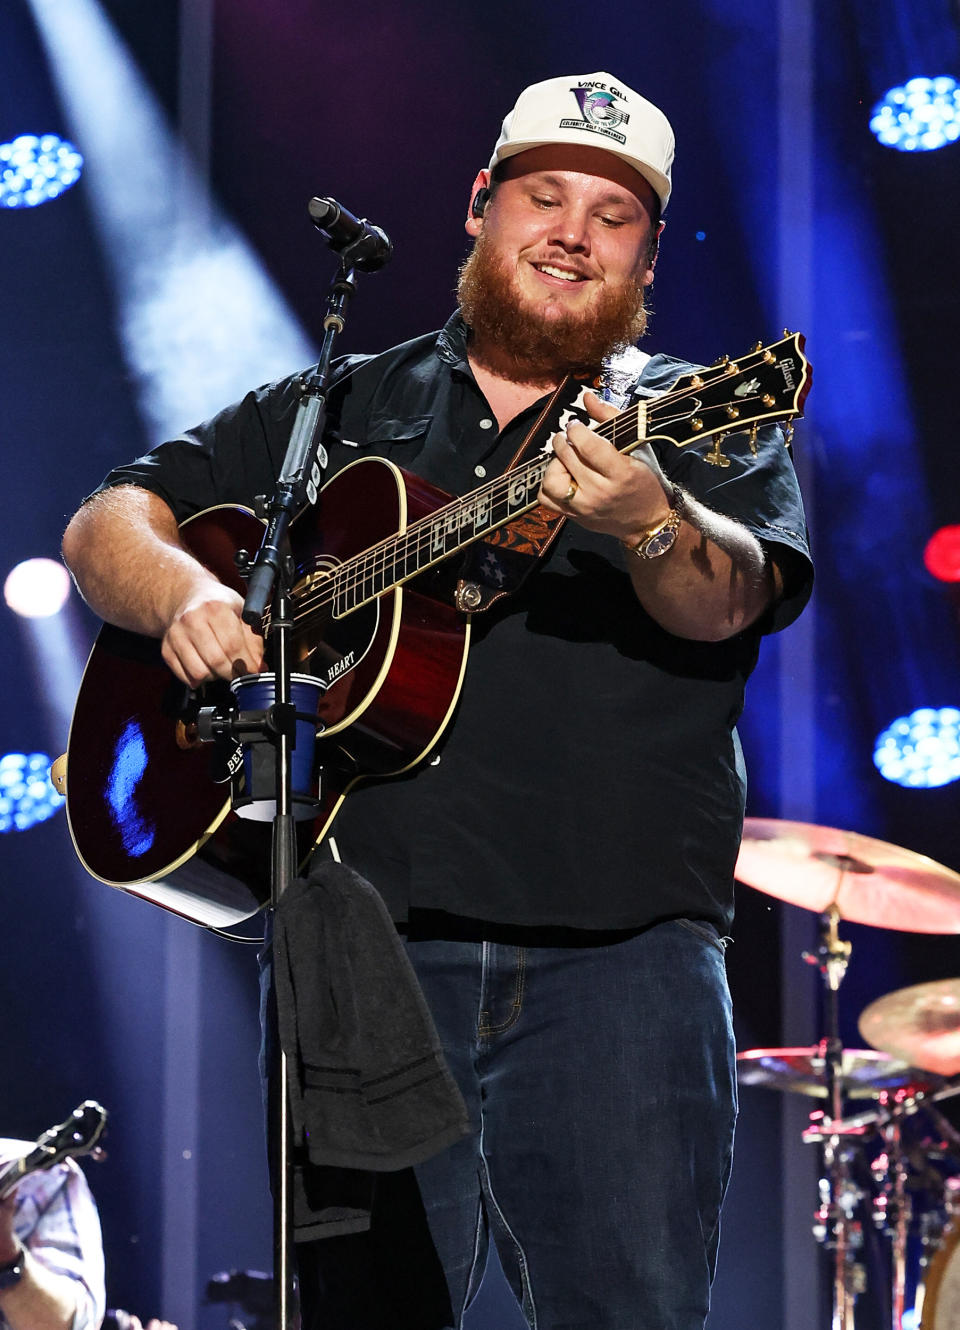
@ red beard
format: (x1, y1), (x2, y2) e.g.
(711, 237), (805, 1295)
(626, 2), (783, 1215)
(457, 230), (649, 383)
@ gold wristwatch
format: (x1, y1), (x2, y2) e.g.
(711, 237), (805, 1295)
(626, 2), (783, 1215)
(622, 485), (685, 560)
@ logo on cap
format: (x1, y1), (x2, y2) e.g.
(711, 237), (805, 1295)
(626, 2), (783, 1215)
(560, 84), (630, 146)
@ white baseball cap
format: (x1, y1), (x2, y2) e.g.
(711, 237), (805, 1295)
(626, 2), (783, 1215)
(488, 72), (675, 213)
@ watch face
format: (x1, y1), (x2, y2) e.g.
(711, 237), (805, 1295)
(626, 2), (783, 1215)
(644, 525), (679, 558)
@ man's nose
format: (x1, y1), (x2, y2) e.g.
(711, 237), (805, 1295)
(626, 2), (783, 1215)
(549, 208), (591, 253)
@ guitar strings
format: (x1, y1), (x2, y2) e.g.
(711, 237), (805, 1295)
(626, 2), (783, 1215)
(263, 344), (796, 636)
(281, 368), (777, 632)
(285, 391), (656, 626)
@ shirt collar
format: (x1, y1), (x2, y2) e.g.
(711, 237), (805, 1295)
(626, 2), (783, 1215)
(435, 310), (471, 370)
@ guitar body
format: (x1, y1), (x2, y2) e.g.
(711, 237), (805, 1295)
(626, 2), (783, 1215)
(65, 458), (471, 927)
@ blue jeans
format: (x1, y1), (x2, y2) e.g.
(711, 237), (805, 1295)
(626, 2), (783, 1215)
(295, 917), (737, 1330)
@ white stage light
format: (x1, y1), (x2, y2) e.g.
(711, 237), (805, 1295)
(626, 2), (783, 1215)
(4, 557), (72, 618)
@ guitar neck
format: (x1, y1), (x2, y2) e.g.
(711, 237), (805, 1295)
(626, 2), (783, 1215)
(0, 1102), (107, 1200)
(322, 331), (810, 618)
(327, 399), (649, 617)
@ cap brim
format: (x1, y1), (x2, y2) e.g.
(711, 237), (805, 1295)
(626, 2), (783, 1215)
(491, 138), (671, 212)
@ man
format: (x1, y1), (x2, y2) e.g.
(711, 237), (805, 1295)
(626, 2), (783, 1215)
(0, 1140), (177, 1330)
(0, 1141), (105, 1330)
(63, 72), (812, 1329)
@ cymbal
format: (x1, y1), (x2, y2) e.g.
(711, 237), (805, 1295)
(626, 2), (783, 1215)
(859, 979), (960, 1077)
(736, 1045), (941, 1098)
(736, 819), (960, 933)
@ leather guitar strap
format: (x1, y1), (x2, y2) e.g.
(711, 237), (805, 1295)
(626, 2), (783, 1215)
(455, 373), (600, 614)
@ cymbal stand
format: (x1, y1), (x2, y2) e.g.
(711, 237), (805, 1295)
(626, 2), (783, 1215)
(875, 1106), (910, 1330)
(805, 905), (858, 1330)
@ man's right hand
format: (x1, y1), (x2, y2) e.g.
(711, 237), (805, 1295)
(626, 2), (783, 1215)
(63, 487), (268, 683)
(162, 580), (265, 688)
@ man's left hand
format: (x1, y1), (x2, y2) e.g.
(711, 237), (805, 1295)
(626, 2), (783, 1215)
(539, 391), (674, 546)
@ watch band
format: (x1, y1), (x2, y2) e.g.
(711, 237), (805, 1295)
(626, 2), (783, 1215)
(0, 1242), (26, 1290)
(622, 484), (685, 560)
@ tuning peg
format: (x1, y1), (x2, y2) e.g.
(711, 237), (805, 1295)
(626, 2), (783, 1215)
(751, 340), (763, 352)
(783, 420), (795, 446)
(705, 434), (732, 468)
(748, 423), (759, 456)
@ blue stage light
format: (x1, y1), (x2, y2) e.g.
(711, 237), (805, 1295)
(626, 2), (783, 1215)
(0, 133), (83, 208)
(870, 76), (960, 152)
(874, 707), (960, 788)
(0, 751), (65, 831)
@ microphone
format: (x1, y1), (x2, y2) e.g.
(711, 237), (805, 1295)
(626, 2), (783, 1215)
(307, 196), (393, 271)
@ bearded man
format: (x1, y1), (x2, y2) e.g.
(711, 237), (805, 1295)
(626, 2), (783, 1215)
(63, 72), (812, 1330)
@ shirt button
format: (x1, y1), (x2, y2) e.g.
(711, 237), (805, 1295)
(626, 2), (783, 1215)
(479, 418), (494, 430)
(474, 464), (487, 478)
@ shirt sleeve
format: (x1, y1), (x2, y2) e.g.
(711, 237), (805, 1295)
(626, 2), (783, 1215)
(84, 353), (374, 523)
(637, 354), (814, 632)
(10, 1159), (106, 1330)
(86, 378), (299, 523)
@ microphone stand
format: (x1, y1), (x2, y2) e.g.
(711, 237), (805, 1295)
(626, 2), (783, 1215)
(235, 237), (373, 1330)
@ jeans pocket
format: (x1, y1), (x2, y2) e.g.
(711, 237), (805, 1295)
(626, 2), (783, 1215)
(675, 917), (728, 955)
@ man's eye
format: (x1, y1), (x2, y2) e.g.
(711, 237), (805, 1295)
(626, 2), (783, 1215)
(532, 196), (557, 208)
(599, 215), (627, 228)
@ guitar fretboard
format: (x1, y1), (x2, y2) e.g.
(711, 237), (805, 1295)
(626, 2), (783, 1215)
(280, 331), (809, 629)
(328, 397), (650, 618)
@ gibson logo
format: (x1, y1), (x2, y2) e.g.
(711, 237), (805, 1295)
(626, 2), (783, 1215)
(779, 357), (796, 390)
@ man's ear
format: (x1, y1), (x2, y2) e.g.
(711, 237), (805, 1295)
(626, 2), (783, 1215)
(465, 169), (491, 238)
(641, 220), (665, 287)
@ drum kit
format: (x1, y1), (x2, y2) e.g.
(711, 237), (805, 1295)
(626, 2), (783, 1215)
(735, 818), (960, 1330)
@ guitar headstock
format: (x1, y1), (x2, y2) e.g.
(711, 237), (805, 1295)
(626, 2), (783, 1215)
(0, 1101), (108, 1199)
(648, 332), (812, 465)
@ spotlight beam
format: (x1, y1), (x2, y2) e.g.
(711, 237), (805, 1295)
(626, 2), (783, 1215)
(25, 0), (316, 441)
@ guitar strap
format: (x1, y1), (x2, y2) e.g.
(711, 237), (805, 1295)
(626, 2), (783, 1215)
(455, 373), (601, 614)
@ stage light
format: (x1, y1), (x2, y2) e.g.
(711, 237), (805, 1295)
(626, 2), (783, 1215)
(924, 525), (960, 583)
(874, 707), (960, 788)
(4, 557), (72, 617)
(0, 751), (65, 832)
(0, 133), (83, 207)
(870, 76), (960, 152)
(26, 0), (315, 442)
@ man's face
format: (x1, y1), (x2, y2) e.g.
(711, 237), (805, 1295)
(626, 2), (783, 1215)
(459, 143), (660, 377)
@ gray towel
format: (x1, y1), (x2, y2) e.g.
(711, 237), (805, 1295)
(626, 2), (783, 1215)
(272, 860), (469, 1238)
